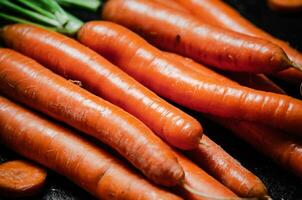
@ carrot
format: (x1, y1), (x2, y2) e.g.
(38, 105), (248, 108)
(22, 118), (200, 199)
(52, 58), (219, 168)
(267, 0), (302, 12)
(173, 151), (238, 200)
(101, 0), (300, 74)
(76, 21), (302, 135)
(0, 24), (202, 151)
(166, 52), (302, 178)
(0, 160), (47, 198)
(188, 135), (267, 198)
(0, 48), (184, 187)
(163, 52), (285, 94)
(0, 96), (182, 200)
(173, 0), (302, 84)
(151, 0), (188, 13)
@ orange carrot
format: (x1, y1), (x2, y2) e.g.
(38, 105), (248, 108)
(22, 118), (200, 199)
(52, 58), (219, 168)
(101, 0), (298, 74)
(174, 0), (302, 84)
(0, 48), (184, 187)
(267, 0), (302, 12)
(0, 96), (182, 200)
(174, 151), (238, 200)
(1, 24), (202, 151)
(188, 135), (267, 198)
(76, 21), (302, 134)
(164, 52), (285, 94)
(0, 160), (47, 198)
(166, 52), (302, 178)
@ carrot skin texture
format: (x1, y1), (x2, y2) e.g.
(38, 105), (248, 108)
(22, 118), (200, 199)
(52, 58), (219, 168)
(0, 97), (182, 200)
(102, 0), (292, 74)
(0, 160), (47, 198)
(169, 52), (302, 178)
(0, 24), (202, 151)
(174, 0), (302, 83)
(174, 152), (238, 200)
(0, 48), (184, 187)
(77, 21), (302, 135)
(164, 52), (285, 94)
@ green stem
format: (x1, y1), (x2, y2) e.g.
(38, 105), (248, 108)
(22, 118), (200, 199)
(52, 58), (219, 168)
(0, 0), (61, 27)
(40, 0), (69, 25)
(0, 12), (56, 32)
(56, 0), (101, 11)
(15, 0), (56, 20)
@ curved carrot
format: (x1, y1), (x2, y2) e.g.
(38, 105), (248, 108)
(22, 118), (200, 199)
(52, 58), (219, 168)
(174, 151), (238, 200)
(174, 0), (302, 83)
(0, 24), (202, 151)
(101, 0), (298, 74)
(77, 21), (302, 134)
(267, 0), (302, 12)
(167, 52), (302, 178)
(0, 160), (47, 198)
(0, 96), (182, 200)
(164, 52), (285, 94)
(0, 48), (184, 187)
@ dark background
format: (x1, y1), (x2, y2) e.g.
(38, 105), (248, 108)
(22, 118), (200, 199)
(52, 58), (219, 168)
(1, 0), (302, 200)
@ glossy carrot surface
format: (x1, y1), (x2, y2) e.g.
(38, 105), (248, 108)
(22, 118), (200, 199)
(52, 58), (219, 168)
(77, 21), (302, 134)
(101, 0), (295, 74)
(174, 0), (302, 83)
(0, 23), (203, 151)
(0, 48), (183, 187)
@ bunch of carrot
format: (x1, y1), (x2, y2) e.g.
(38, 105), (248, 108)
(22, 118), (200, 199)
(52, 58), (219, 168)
(0, 0), (301, 199)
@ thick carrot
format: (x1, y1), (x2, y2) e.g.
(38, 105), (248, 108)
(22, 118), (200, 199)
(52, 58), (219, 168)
(0, 96), (182, 200)
(151, 0), (188, 13)
(0, 24), (202, 151)
(174, 151), (238, 200)
(0, 48), (184, 187)
(166, 51), (302, 178)
(76, 21), (302, 135)
(0, 160), (47, 198)
(101, 0), (298, 74)
(164, 52), (285, 94)
(267, 0), (302, 12)
(174, 0), (302, 83)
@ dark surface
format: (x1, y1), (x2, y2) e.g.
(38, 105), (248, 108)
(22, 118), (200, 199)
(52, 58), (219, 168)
(1, 0), (302, 200)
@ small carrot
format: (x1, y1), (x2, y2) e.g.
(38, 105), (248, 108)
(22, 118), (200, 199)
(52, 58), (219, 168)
(167, 52), (302, 178)
(0, 96), (182, 200)
(101, 0), (300, 74)
(0, 48), (184, 187)
(0, 160), (47, 198)
(76, 21), (302, 134)
(1, 23), (203, 151)
(267, 0), (302, 12)
(173, 0), (302, 84)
